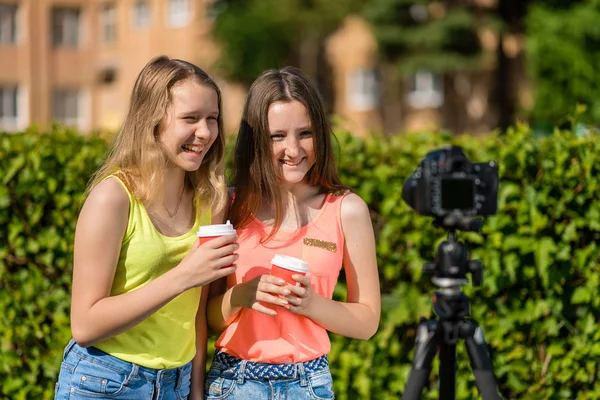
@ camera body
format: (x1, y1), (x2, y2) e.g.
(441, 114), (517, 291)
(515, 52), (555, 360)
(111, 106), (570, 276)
(402, 146), (498, 218)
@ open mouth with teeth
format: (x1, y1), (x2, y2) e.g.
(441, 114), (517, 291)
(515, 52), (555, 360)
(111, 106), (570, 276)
(181, 144), (203, 154)
(281, 158), (305, 166)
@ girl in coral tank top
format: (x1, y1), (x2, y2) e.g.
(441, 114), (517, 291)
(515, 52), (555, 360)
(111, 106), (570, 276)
(206, 67), (381, 399)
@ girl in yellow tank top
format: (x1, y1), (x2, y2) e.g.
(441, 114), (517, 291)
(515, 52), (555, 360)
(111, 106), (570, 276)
(206, 67), (381, 399)
(54, 56), (238, 400)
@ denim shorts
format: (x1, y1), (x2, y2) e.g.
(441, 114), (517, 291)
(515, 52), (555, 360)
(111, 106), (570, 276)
(54, 339), (192, 399)
(205, 350), (335, 400)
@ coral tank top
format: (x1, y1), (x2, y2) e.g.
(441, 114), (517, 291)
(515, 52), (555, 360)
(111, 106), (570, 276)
(216, 189), (349, 363)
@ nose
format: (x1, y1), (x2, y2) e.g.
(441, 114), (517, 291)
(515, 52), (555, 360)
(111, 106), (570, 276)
(284, 136), (301, 158)
(194, 119), (212, 140)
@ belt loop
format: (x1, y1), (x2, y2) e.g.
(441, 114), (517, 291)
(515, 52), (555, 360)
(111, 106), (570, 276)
(236, 360), (247, 384)
(125, 363), (138, 386)
(63, 338), (77, 360)
(297, 362), (308, 386)
(175, 366), (182, 391)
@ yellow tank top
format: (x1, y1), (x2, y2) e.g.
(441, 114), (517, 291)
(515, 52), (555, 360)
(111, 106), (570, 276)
(94, 175), (209, 369)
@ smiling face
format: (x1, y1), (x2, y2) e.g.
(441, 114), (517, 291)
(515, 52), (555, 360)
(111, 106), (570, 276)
(159, 78), (219, 172)
(267, 100), (316, 187)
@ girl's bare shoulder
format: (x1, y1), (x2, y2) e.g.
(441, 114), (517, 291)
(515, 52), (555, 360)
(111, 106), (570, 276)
(341, 192), (369, 219)
(82, 177), (130, 217)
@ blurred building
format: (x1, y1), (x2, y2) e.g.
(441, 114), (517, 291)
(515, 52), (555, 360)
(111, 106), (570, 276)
(0, 0), (528, 136)
(0, 0), (246, 134)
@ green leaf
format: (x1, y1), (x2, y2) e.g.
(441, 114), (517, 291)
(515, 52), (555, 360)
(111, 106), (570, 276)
(571, 287), (592, 304)
(534, 237), (557, 288)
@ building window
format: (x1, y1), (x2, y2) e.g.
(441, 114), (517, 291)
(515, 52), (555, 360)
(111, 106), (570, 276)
(98, 66), (117, 85)
(167, 0), (191, 28)
(0, 86), (18, 131)
(52, 7), (80, 47)
(102, 3), (116, 43)
(0, 4), (18, 44)
(347, 68), (379, 111)
(132, 0), (150, 29)
(52, 89), (80, 127)
(406, 71), (444, 109)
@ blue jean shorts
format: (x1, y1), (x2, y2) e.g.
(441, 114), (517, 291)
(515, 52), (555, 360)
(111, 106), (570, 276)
(205, 350), (335, 400)
(54, 339), (192, 399)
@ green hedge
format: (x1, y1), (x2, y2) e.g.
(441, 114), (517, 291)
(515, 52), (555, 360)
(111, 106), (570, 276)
(0, 126), (108, 400)
(1, 125), (599, 399)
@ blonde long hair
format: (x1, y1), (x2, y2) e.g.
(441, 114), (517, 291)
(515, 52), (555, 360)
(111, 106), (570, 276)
(88, 55), (227, 214)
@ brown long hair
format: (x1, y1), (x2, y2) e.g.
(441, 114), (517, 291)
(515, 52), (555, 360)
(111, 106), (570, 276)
(88, 55), (227, 214)
(228, 66), (344, 237)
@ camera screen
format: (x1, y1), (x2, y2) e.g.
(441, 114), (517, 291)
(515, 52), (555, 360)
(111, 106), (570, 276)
(441, 177), (474, 210)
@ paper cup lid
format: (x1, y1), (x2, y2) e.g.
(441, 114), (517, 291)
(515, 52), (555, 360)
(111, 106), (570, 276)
(196, 220), (236, 237)
(271, 254), (308, 273)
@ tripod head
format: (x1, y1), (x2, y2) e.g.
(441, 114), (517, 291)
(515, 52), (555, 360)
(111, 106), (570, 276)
(423, 215), (483, 295)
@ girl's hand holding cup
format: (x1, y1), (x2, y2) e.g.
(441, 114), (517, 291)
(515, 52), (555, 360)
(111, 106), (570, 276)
(230, 255), (307, 315)
(230, 274), (291, 316)
(178, 221), (238, 289)
(283, 273), (313, 315)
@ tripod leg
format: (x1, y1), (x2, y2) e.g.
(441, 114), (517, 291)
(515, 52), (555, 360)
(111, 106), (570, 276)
(438, 343), (457, 400)
(438, 321), (458, 400)
(463, 324), (501, 400)
(402, 319), (439, 400)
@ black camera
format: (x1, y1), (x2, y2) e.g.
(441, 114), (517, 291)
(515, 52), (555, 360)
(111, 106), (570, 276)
(402, 146), (498, 219)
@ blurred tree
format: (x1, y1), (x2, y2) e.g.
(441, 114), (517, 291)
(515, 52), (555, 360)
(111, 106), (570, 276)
(362, 0), (491, 133)
(494, 0), (586, 131)
(363, 0), (483, 74)
(526, 0), (600, 127)
(210, 0), (362, 86)
(363, 0), (593, 132)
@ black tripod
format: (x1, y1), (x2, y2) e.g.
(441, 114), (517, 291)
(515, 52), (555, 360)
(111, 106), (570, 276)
(402, 219), (501, 400)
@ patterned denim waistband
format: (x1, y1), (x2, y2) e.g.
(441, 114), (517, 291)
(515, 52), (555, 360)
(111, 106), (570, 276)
(213, 351), (329, 380)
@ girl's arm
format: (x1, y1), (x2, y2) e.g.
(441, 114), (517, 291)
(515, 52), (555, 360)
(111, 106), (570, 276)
(70, 178), (237, 348)
(207, 275), (290, 332)
(285, 193), (381, 340)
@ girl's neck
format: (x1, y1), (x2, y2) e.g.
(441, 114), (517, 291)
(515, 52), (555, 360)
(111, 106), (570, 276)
(163, 168), (187, 205)
(256, 182), (324, 229)
(147, 167), (195, 237)
(279, 180), (318, 204)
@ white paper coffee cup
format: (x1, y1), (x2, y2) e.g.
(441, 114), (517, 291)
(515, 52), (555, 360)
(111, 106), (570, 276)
(270, 254), (308, 285)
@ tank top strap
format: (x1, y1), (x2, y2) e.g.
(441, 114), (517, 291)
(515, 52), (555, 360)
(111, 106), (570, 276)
(311, 188), (350, 231)
(326, 188), (350, 197)
(323, 187), (351, 211)
(103, 174), (141, 243)
(107, 173), (135, 204)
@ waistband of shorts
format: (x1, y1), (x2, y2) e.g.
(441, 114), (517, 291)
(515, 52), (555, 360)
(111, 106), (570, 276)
(211, 350), (329, 380)
(64, 338), (191, 382)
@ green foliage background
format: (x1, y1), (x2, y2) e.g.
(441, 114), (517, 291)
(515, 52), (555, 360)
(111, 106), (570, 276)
(526, 0), (600, 125)
(1, 125), (600, 399)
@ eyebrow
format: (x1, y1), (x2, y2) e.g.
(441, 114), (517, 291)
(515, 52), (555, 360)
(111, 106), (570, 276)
(179, 110), (219, 116)
(269, 126), (312, 134)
